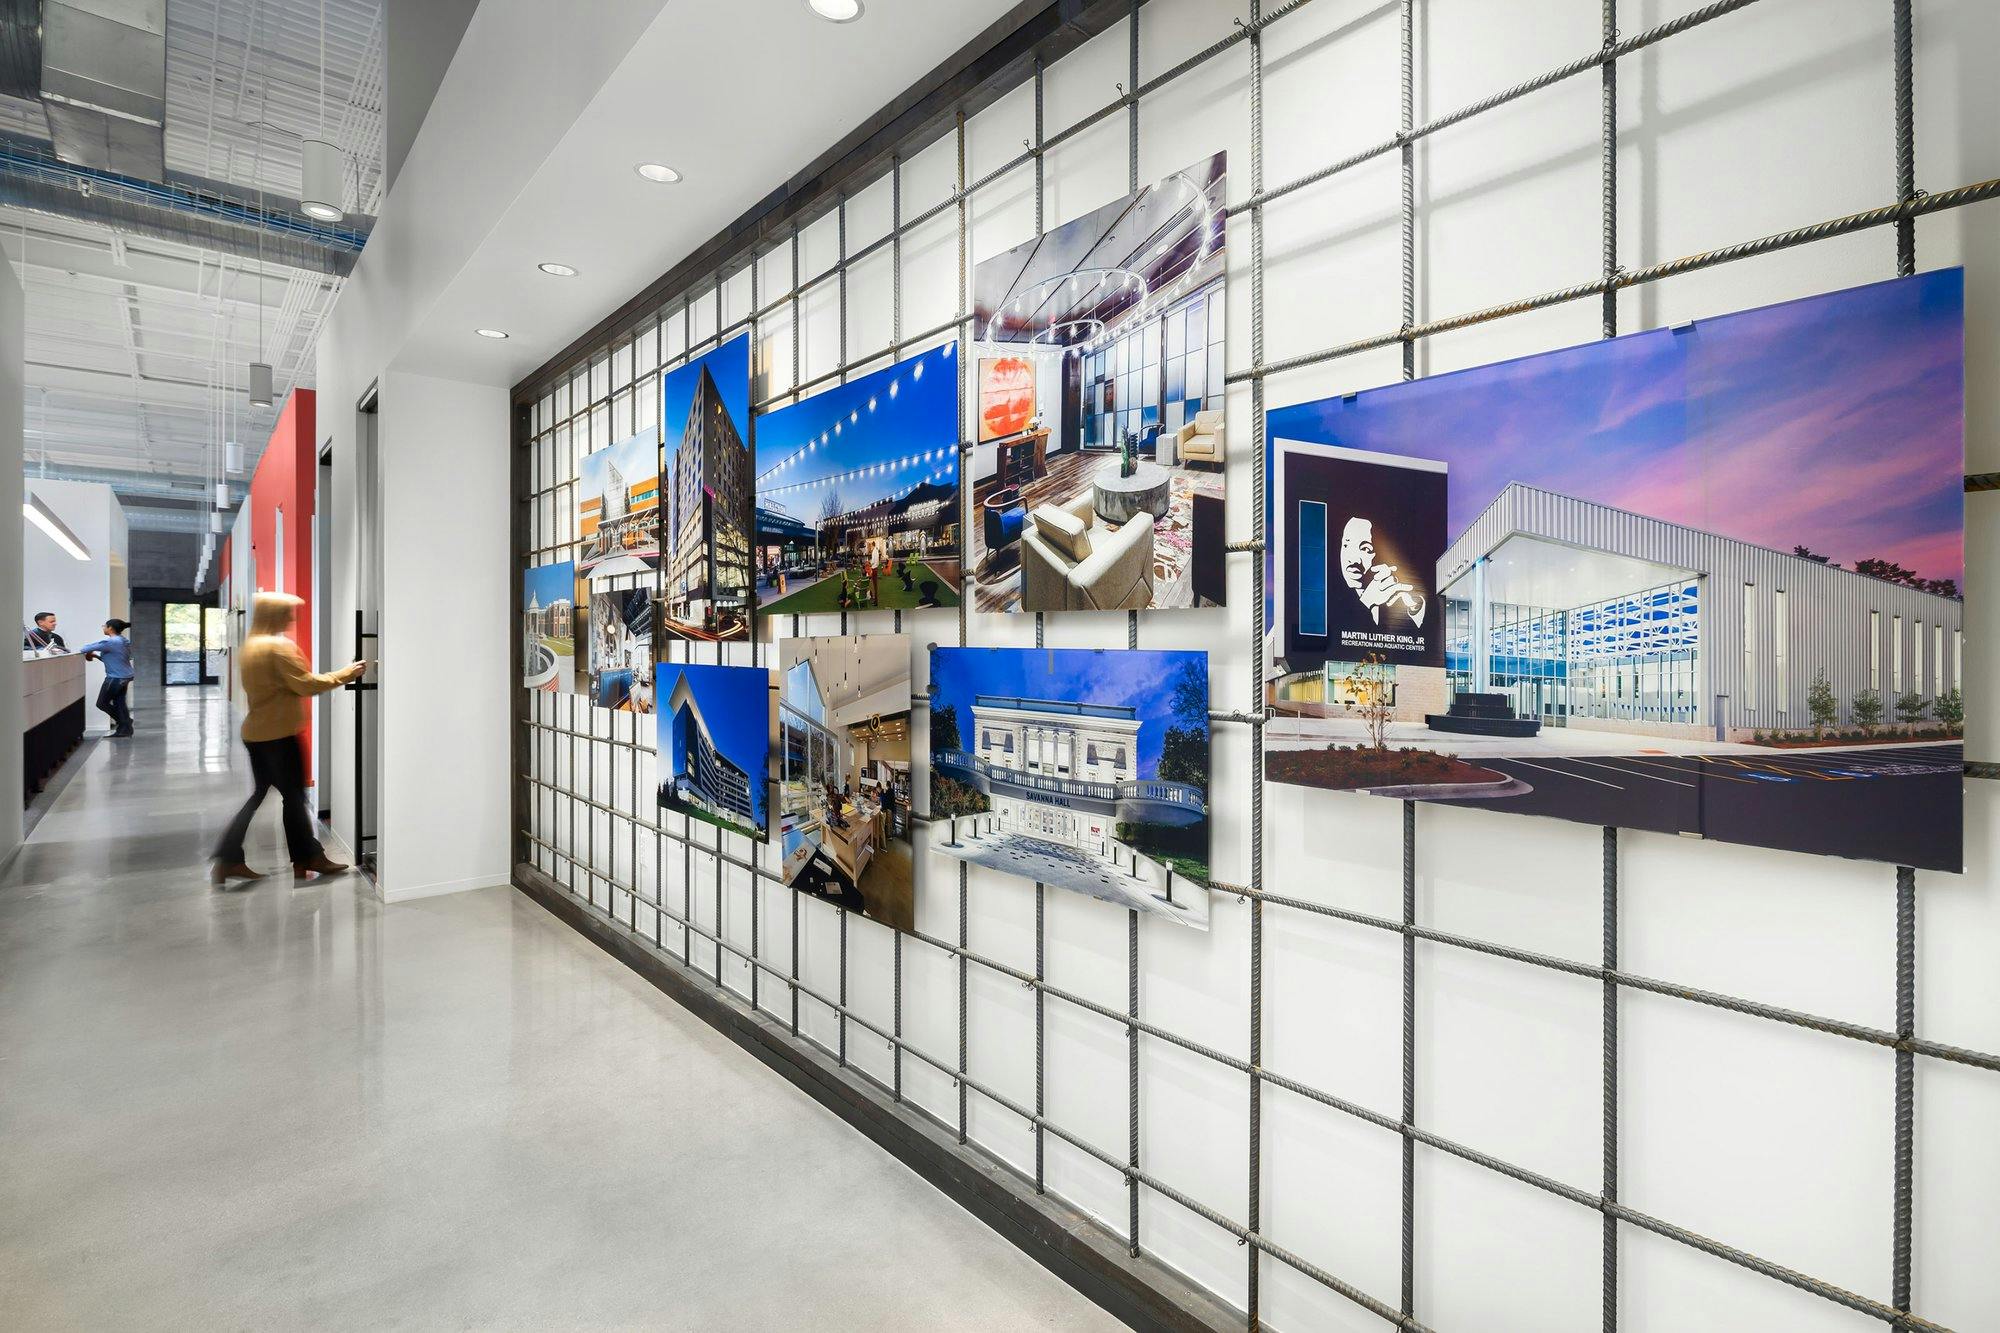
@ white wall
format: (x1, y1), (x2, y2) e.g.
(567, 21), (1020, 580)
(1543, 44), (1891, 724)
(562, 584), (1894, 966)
(525, 2), (2000, 1330)
(0, 255), (23, 863)
(21, 478), (130, 704)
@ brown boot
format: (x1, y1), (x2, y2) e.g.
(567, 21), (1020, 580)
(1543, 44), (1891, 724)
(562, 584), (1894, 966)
(293, 854), (351, 877)
(210, 861), (264, 886)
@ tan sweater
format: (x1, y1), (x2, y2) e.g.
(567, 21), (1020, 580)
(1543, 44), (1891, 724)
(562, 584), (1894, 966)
(239, 634), (350, 743)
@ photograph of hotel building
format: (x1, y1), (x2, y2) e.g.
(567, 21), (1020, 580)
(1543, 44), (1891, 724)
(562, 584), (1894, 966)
(967, 152), (1227, 614)
(657, 662), (769, 839)
(1264, 271), (1965, 872)
(521, 560), (577, 693)
(930, 647), (1211, 929)
(661, 333), (754, 641)
(778, 635), (914, 932)
(754, 346), (961, 618)
(577, 428), (661, 581)
(587, 589), (655, 714)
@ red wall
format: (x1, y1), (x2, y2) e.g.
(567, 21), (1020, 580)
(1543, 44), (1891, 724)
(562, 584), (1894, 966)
(245, 389), (319, 760)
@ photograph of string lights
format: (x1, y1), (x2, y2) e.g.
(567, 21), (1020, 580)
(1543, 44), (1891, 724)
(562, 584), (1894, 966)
(968, 151), (1227, 614)
(754, 345), (962, 618)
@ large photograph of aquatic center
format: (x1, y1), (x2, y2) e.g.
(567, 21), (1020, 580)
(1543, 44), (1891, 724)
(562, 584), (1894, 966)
(1264, 270), (1966, 872)
(929, 646), (1211, 929)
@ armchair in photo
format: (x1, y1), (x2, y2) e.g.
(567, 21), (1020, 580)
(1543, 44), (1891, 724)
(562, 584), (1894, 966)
(1021, 493), (1155, 612)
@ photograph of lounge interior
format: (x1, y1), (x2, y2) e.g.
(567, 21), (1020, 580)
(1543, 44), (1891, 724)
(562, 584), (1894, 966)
(968, 151), (1227, 613)
(754, 346), (962, 619)
(777, 634), (915, 932)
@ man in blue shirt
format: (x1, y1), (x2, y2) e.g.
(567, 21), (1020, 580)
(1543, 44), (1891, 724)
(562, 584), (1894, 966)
(76, 618), (135, 738)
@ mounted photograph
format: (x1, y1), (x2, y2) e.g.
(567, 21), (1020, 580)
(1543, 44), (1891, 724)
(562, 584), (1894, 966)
(928, 646), (1211, 930)
(660, 332), (756, 641)
(754, 345), (962, 619)
(967, 152), (1228, 614)
(577, 427), (662, 582)
(587, 588), (655, 713)
(657, 661), (771, 840)
(521, 560), (578, 692)
(1264, 270), (1966, 872)
(778, 634), (915, 932)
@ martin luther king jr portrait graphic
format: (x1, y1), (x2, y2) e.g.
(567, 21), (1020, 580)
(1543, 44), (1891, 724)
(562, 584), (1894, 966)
(1272, 440), (1448, 671)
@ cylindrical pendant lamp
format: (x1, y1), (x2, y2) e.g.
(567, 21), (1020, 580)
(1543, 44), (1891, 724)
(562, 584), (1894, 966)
(300, 139), (344, 222)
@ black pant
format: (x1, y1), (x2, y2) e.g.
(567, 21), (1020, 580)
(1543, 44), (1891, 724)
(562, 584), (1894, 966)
(96, 678), (132, 734)
(214, 735), (323, 866)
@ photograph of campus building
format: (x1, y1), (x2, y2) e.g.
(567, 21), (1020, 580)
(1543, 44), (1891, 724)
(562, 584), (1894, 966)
(660, 333), (754, 641)
(967, 152), (1227, 614)
(657, 662), (770, 839)
(929, 647), (1211, 929)
(587, 588), (655, 714)
(778, 635), (915, 932)
(577, 428), (661, 581)
(754, 346), (962, 618)
(1263, 270), (1966, 872)
(521, 561), (578, 692)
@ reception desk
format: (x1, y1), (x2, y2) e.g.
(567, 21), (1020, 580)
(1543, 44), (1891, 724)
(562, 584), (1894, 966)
(23, 653), (85, 798)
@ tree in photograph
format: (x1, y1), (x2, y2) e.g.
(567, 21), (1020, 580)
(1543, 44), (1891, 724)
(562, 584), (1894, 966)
(1850, 689), (1884, 734)
(1932, 687), (1964, 732)
(1341, 653), (1395, 752)
(1894, 690), (1927, 726)
(931, 701), (962, 753)
(1807, 669), (1837, 739)
(1791, 545), (1835, 566)
(1851, 556), (1960, 599)
(1156, 658), (1210, 796)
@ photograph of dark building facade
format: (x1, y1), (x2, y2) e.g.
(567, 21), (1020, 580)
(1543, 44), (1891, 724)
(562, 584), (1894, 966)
(1264, 271), (1966, 872)
(929, 647), (1211, 929)
(967, 152), (1228, 614)
(662, 333), (754, 641)
(657, 661), (769, 839)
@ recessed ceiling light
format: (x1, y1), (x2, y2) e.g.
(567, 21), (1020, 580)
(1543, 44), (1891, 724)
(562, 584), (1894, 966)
(538, 262), (579, 277)
(808, 0), (863, 20)
(635, 162), (682, 184)
(476, 328), (510, 339)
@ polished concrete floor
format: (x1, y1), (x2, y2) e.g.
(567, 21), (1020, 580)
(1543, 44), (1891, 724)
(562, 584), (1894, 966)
(0, 689), (1117, 1331)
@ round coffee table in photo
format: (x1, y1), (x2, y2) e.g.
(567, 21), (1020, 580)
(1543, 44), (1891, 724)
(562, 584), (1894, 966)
(1092, 459), (1171, 525)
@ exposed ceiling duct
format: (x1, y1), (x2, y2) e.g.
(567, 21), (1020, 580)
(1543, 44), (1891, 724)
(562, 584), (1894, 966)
(0, 139), (365, 274)
(41, 0), (168, 181)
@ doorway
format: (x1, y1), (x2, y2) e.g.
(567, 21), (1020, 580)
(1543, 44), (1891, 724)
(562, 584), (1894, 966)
(163, 600), (220, 687)
(351, 388), (382, 875)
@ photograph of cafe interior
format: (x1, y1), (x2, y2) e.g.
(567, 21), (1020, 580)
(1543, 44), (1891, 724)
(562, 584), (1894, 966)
(967, 151), (1228, 614)
(777, 634), (915, 932)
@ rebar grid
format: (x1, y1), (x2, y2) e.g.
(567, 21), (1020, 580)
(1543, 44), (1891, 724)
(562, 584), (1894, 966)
(511, 3), (1996, 1329)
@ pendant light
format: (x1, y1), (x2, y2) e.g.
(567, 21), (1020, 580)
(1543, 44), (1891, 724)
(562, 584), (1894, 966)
(299, 0), (345, 223)
(250, 61), (275, 404)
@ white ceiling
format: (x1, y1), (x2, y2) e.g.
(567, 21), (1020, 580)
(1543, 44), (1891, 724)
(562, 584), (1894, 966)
(1, 0), (384, 515)
(383, 0), (1023, 388)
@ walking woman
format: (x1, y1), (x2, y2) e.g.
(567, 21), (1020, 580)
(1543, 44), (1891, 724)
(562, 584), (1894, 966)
(76, 618), (135, 737)
(211, 592), (368, 886)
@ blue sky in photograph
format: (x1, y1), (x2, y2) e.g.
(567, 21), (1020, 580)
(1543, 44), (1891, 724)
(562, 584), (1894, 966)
(522, 560), (575, 611)
(1266, 270), (1965, 617)
(659, 662), (769, 829)
(755, 345), (959, 522)
(662, 332), (752, 464)
(579, 428), (659, 501)
(928, 647), (1206, 779)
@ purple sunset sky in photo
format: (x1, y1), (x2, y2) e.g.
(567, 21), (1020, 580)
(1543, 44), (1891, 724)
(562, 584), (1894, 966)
(1267, 269), (1965, 589)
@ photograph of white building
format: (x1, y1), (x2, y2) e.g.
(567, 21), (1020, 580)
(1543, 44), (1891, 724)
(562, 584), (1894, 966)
(930, 647), (1211, 929)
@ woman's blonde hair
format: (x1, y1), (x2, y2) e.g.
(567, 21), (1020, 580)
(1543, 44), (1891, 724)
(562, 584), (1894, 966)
(248, 591), (305, 637)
